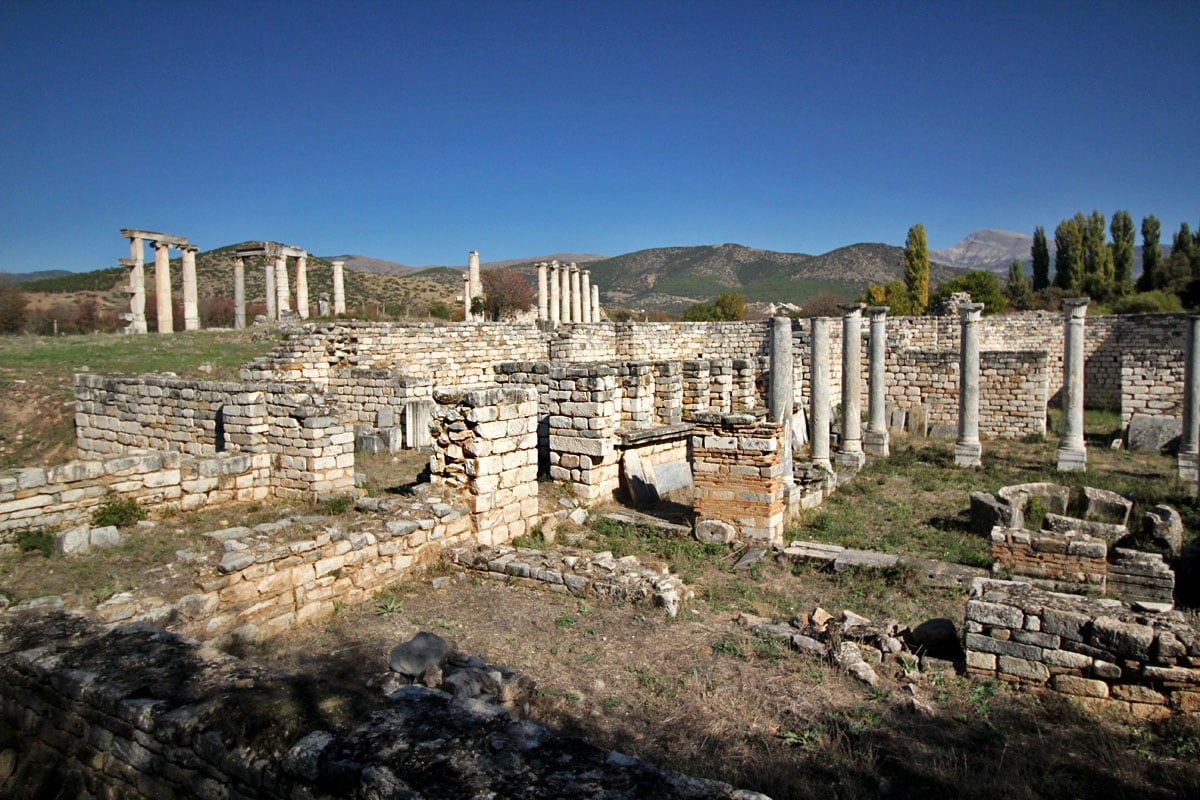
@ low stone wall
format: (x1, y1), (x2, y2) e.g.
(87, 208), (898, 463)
(964, 578), (1200, 717)
(546, 366), (622, 501)
(990, 526), (1107, 593)
(0, 451), (270, 545)
(692, 413), (785, 546)
(1121, 349), (1184, 426)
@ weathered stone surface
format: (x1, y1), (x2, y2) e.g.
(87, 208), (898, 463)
(1081, 487), (1132, 526)
(1126, 413), (1181, 452)
(1143, 504), (1183, 557)
(217, 551), (254, 574)
(389, 631), (451, 677)
(969, 492), (1011, 535)
(694, 520), (736, 545)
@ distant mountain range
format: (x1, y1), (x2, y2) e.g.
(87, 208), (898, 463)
(0, 269), (71, 284)
(324, 253), (606, 277)
(931, 230), (1032, 272)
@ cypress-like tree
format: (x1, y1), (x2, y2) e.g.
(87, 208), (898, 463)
(903, 224), (929, 313)
(1054, 217), (1084, 291)
(1031, 226), (1050, 291)
(1139, 215), (1161, 291)
(1109, 210), (1135, 296)
(1006, 259), (1033, 310)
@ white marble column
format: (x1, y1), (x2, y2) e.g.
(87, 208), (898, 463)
(463, 273), (473, 321)
(591, 283), (601, 322)
(955, 303), (985, 467)
(181, 245), (200, 331)
(274, 254), (290, 318)
(295, 254), (309, 319)
(1180, 314), (1200, 482)
(332, 260), (346, 315)
(536, 262), (549, 322)
(549, 262), (561, 326)
(468, 250), (482, 303)
(264, 259), (277, 321)
(864, 306), (889, 458)
(581, 270), (593, 323)
(1057, 297), (1089, 471)
(770, 316), (795, 484)
(154, 241), (173, 334)
(127, 237), (147, 334)
(559, 261), (571, 323)
(233, 257), (246, 329)
(570, 263), (582, 323)
(810, 317), (832, 470)
(835, 303), (866, 471)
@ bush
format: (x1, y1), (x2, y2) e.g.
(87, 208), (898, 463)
(15, 528), (54, 557)
(91, 496), (147, 528)
(1110, 291), (1183, 314)
(0, 281), (28, 333)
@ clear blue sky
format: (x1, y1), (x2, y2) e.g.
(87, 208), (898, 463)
(1, 0), (1197, 272)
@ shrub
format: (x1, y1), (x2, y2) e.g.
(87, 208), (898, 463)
(15, 528), (54, 557)
(1110, 290), (1183, 314)
(322, 495), (353, 514)
(91, 496), (147, 528)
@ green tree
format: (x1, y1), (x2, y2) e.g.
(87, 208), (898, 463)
(1054, 216), (1084, 291)
(1031, 226), (1051, 291)
(682, 301), (720, 321)
(930, 270), (1007, 315)
(1080, 210), (1113, 299)
(903, 224), (929, 313)
(1005, 259), (1033, 310)
(427, 301), (452, 320)
(1138, 215), (1161, 291)
(1109, 210), (1135, 297)
(713, 292), (746, 320)
(863, 280), (917, 315)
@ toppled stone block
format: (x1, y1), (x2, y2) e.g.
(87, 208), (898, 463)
(1126, 413), (1181, 453)
(1143, 505), (1183, 557)
(1082, 487), (1133, 526)
(969, 491), (1012, 535)
(694, 520), (735, 545)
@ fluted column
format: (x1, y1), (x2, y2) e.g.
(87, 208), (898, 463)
(295, 254), (309, 319)
(570, 263), (582, 322)
(274, 254), (290, 318)
(810, 317), (832, 470)
(1180, 315), (1200, 482)
(591, 283), (601, 322)
(560, 261), (571, 323)
(181, 245), (200, 331)
(955, 303), (984, 467)
(332, 260), (346, 315)
(549, 262), (561, 326)
(536, 262), (549, 321)
(154, 241), (173, 334)
(864, 306), (889, 458)
(1057, 297), (1089, 471)
(127, 236), (147, 334)
(835, 303), (865, 471)
(769, 317), (795, 484)
(468, 250), (481, 302)
(233, 257), (246, 329)
(581, 270), (592, 323)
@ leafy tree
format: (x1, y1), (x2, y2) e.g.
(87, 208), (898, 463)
(0, 280), (28, 333)
(713, 292), (746, 320)
(863, 279), (917, 315)
(1054, 216), (1084, 291)
(682, 302), (721, 321)
(930, 270), (1007, 315)
(903, 224), (929, 313)
(428, 301), (452, 320)
(1005, 259), (1033, 310)
(480, 268), (534, 320)
(1079, 210), (1113, 299)
(1138, 215), (1161, 292)
(1111, 289), (1183, 314)
(1031, 226), (1050, 291)
(1109, 210), (1135, 297)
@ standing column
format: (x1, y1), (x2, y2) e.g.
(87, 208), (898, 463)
(560, 261), (571, 323)
(549, 262), (561, 326)
(581, 270), (593, 323)
(536, 262), (549, 321)
(591, 283), (601, 322)
(264, 259), (277, 321)
(295, 254), (309, 319)
(570, 263), (582, 322)
(769, 316), (795, 484)
(955, 303), (985, 467)
(468, 251), (482, 303)
(810, 318), (832, 470)
(154, 241), (173, 334)
(1057, 297), (1089, 471)
(332, 260), (346, 315)
(1180, 315), (1200, 482)
(181, 245), (200, 331)
(233, 257), (246, 329)
(127, 236), (147, 334)
(274, 253), (290, 318)
(463, 273), (473, 321)
(864, 306), (890, 457)
(835, 303), (866, 471)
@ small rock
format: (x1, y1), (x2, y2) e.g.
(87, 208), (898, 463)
(841, 609), (873, 631)
(733, 547), (768, 571)
(846, 661), (880, 687)
(832, 641), (864, 669)
(879, 636), (903, 654)
(810, 606), (834, 629)
(791, 634), (827, 658)
(568, 508), (589, 526)
(218, 551), (255, 574)
(389, 631), (451, 677)
(736, 612), (770, 629)
(283, 731), (336, 781)
(420, 664), (443, 688)
(694, 519), (736, 545)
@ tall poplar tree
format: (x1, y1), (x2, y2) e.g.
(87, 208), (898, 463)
(1054, 216), (1084, 291)
(1109, 210), (1135, 296)
(904, 224), (929, 314)
(1138, 215), (1161, 291)
(1031, 226), (1050, 291)
(1006, 259), (1033, 310)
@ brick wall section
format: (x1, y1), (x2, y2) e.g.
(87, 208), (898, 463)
(1121, 349), (1184, 426)
(964, 578), (1200, 717)
(265, 390), (355, 498)
(546, 366), (622, 501)
(691, 413), (785, 546)
(990, 526), (1107, 593)
(0, 452), (271, 544)
(613, 320), (771, 362)
(429, 387), (540, 545)
(325, 368), (432, 426)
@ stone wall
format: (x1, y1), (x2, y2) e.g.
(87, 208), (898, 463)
(0, 451), (270, 545)
(692, 413), (785, 546)
(1121, 349), (1184, 426)
(990, 526), (1107, 593)
(546, 366), (622, 501)
(964, 578), (1200, 717)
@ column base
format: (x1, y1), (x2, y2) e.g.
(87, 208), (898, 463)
(1178, 450), (1199, 483)
(863, 429), (890, 458)
(834, 448), (866, 472)
(1056, 446), (1087, 472)
(954, 441), (982, 467)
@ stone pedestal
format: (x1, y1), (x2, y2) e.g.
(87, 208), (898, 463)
(864, 306), (889, 458)
(955, 303), (984, 467)
(332, 260), (346, 315)
(1180, 314), (1200, 482)
(581, 270), (592, 323)
(154, 242), (173, 334)
(549, 263), (561, 326)
(536, 262), (548, 321)
(264, 260), (277, 321)
(127, 237), (147, 334)
(233, 257), (246, 329)
(810, 317), (832, 470)
(835, 304), (866, 471)
(570, 263), (582, 323)
(274, 254), (290, 318)
(769, 316), (795, 484)
(295, 255), (309, 319)
(1057, 298), (1089, 471)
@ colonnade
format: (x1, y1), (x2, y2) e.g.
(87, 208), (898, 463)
(232, 242), (344, 328)
(535, 260), (601, 325)
(119, 229), (191, 335)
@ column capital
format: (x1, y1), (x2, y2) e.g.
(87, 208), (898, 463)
(958, 302), (984, 322)
(332, 260), (344, 268)
(1063, 297), (1090, 318)
(840, 302), (866, 317)
(570, 262), (579, 273)
(181, 244), (199, 253)
(153, 240), (171, 251)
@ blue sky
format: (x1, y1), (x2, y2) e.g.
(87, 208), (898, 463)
(1, 1), (1197, 272)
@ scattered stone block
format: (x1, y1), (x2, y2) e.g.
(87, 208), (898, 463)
(1126, 413), (1181, 453)
(694, 520), (736, 545)
(1142, 504), (1183, 557)
(1082, 487), (1132, 526)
